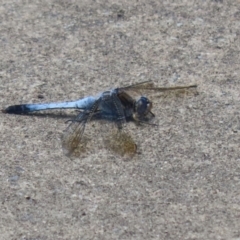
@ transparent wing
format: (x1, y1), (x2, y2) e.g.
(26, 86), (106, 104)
(62, 100), (100, 157)
(103, 123), (137, 158)
(121, 80), (197, 92)
(120, 80), (155, 90)
(100, 93), (137, 158)
(118, 80), (198, 104)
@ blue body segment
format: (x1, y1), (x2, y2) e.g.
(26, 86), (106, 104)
(3, 96), (96, 114)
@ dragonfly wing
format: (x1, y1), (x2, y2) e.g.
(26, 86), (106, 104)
(118, 80), (198, 109)
(62, 111), (89, 157)
(62, 100), (100, 157)
(120, 80), (197, 92)
(119, 80), (154, 91)
(103, 124), (137, 158)
(100, 93), (137, 157)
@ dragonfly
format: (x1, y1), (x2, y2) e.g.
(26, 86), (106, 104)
(2, 81), (197, 157)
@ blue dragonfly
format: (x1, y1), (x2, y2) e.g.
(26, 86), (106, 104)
(3, 81), (197, 157)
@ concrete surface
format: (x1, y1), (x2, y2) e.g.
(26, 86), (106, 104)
(0, 0), (239, 239)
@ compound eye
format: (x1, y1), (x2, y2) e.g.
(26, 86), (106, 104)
(136, 96), (151, 115)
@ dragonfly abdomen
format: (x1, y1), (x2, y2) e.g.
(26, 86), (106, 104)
(3, 97), (97, 114)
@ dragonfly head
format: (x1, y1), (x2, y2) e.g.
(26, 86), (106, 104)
(134, 96), (155, 122)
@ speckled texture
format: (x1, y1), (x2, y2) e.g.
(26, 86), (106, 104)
(0, 1), (240, 239)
